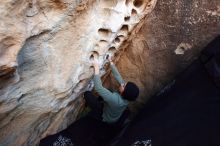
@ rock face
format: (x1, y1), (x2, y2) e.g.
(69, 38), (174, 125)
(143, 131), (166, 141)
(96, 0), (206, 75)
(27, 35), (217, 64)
(0, 0), (157, 145)
(105, 0), (220, 111)
(0, 0), (219, 145)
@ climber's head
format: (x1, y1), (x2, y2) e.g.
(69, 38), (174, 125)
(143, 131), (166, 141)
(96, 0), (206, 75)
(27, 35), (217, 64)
(119, 82), (139, 101)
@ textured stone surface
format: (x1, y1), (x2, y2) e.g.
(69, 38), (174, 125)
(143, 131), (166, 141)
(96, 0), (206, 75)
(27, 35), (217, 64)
(0, 0), (157, 145)
(0, 0), (219, 145)
(105, 0), (220, 112)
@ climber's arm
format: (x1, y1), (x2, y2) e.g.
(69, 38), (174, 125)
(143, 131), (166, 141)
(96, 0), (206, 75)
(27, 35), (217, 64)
(109, 61), (125, 85)
(93, 61), (116, 104)
(93, 75), (116, 104)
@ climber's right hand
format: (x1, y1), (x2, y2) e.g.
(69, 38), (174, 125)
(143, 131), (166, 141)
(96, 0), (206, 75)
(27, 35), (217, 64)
(108, 55), (114, 64)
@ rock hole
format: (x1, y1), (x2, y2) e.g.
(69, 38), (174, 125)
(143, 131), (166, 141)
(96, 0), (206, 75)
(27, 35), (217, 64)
(131, 9), (138, 15)
(28, 2), (33, 8)
(120, 25), (129, 32)
(133, 0), (144, 7)
(114, 37), (120, 43)
(108, 47), (117, 53)
(89, 51), (99, 61)
(98, 28), (111, 37)
(118, 35), (125, 38)
(100, 40), (108, 43)
(89, 66), (94, 73)
(124, 16), (130, 21)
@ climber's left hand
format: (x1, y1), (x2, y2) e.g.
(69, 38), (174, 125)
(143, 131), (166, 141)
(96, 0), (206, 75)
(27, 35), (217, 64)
(92, 59), (99, 75)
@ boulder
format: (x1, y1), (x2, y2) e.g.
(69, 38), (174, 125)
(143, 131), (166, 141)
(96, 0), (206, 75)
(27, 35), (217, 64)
(0, 0), (156, 145)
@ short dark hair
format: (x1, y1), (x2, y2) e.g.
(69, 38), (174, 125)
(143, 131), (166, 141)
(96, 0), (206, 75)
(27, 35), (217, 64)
(122, 82), (139, 101)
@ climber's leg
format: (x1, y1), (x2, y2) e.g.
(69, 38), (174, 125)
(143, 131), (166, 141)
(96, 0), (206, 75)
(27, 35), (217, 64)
(84, 91), (103, 121)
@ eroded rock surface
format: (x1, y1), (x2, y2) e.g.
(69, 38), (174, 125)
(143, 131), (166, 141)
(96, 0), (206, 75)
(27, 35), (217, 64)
(0, 0), (157, 145)
(105, 0), (220, 111)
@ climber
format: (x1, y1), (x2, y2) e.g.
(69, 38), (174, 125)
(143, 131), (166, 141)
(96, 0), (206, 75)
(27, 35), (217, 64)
(84, 56), (139, 124)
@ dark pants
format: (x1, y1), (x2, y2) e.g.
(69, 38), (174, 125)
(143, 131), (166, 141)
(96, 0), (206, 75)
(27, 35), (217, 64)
(84, 91), (103, 121)
(84, 91), (130, 126)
